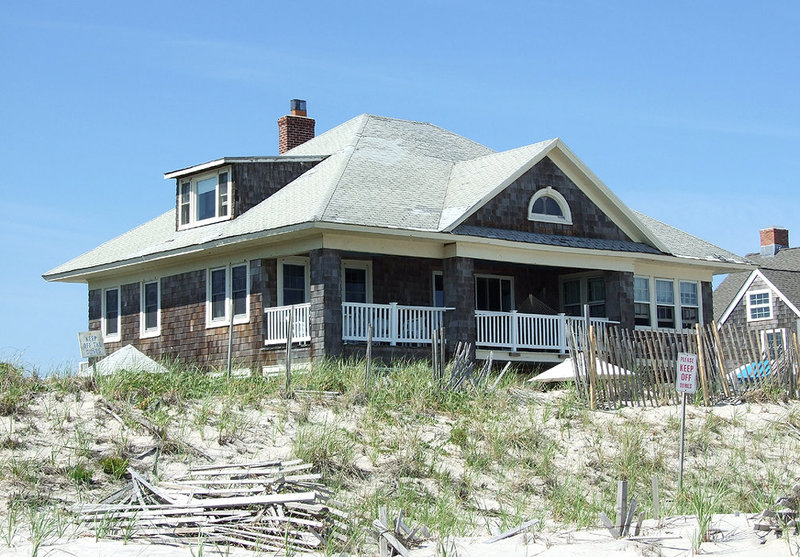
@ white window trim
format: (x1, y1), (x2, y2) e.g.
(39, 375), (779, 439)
(760, 328), (787, 355)
(341, 260), (373, 303)
(527, 187), (573, 225)
(206, 263), (250, 329)
(475, 273), (515, 312)
(679, 280), (700, 330)
(559, 273), (605, 317)
(178, 166), (232, 230)
(139, 280), (161, 339)
(633, 275), (652, 327)
(102, 287), (121, 343)
(277, 257), (310, 307)
(432, 270), (444, 307)
(746, 289), (772, 322)
(654, 278), (677, 330)
(634, 276), (704, 331)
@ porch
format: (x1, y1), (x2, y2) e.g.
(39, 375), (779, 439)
(264, 302), (611, 360)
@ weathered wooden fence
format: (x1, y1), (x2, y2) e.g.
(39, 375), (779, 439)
(568, 322), (800, 408)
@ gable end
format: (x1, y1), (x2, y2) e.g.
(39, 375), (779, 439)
(455, 156), (633, 242)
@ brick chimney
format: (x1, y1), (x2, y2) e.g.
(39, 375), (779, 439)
(760, 227), (789, 257)
(278, 99), (315, 154)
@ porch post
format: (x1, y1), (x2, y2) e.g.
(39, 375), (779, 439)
(557, 312), (567, 354)
(443, 256), (476, 357)
(510, 310), (518, 352)
(309, 248), (343, 360)
(389, 302), (398, 346)
(605, 271), (634, 329)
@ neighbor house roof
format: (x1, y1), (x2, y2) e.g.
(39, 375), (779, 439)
(714, 247), (800, 322)
(44, 114), (748, 282)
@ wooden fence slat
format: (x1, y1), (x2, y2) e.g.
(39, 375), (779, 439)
(710, 322), (731, 398)
(695, 324), (710, 406)
(793, 331), (800, 398)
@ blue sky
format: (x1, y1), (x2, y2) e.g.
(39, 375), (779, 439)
(2, 1), (798, 373)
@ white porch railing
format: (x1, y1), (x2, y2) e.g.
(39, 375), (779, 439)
(264, 303), (311, 346)
(475, 310), (612, 353)
(342, 302), (452, 345)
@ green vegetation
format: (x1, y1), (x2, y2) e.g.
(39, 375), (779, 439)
(0, 356), (798, 553)
(98, 455), (128, 480)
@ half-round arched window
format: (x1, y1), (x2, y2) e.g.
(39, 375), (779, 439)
(527, 187), (573, 225)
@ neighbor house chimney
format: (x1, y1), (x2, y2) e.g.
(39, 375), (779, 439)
(278, 99), (315, 154)
(760, 227), (789, 257)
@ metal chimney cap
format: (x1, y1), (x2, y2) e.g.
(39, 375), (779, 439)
(290, 99), (307, 116)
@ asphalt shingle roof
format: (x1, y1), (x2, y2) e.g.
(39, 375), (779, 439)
(714, 247), (800, 321)
(44, 114), (746, 281)
(453, 226), (664, 254)
(632, 211), (746, 265)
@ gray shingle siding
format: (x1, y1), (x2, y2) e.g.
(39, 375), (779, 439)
(457, 157), (632, 241)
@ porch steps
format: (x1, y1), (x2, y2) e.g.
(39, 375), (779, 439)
(476, 349), (567, 364)
(262, 361), (311, 377)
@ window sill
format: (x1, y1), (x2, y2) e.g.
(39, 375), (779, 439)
(178, 215), (232, 231)
(206, 317), (250, 329)
(140, 330), (161, 339)
(528, 215), (573, 225)
(103, 335), (121, 343)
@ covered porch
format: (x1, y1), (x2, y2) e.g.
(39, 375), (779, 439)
(258, 248), (631, 363)
(264, 301), (612, 361)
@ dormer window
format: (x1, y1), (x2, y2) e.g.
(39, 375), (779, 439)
(528, 187), (572, 225)
(179, 167), (231, 228)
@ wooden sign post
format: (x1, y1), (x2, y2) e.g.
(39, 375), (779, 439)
(676, 352), (698, 491)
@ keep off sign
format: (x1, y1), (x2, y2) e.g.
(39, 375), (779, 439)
(676, 352), (697, 394)
(78, 331), (106, 359)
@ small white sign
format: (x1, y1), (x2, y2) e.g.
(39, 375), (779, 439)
(78, 331), (106, 359)
(676, 352), (697, 394)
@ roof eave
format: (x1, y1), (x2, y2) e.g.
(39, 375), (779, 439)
(43, 222), (320, 283)
(164, 156), (327, 180)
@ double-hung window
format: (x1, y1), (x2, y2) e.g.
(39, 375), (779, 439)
(761, 328), (786, 355)
(475, 275), (513, 312)
(140, 281), (160, 338)
(207, 264), (249, 327)
(179, 167), (231, 228)
(747, 290), (772, 321)
(655, 279), (675, 329)
(560, 275), (606, 317)
(342, 261), (372, 303)
(432, 271), (444, 307)
(277, 258), (309, 306)
(586, 278), (606, 317)
(103, 287), (121, 342)
(636, 276), (702, 330)
(680, 281), (699, 329)
(562, 279), (581, 316)
(634, 276), (651, 327)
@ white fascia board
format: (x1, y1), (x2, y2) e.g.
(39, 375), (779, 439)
(547, 141), (670, 253)
(716, 269), (800, 326)
(43, 222), (321, 283)
(757, 271), (800, 319)
(316, 222), (750, 274)
(48, 219), (747, 284)
(164, 156), (326, 179)
(441, 140), (557, 232)
(440, 139), (670, 255)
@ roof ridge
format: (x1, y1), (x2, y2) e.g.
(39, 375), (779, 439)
(318, 114), (371, 220)
(362, 114), (495, 156)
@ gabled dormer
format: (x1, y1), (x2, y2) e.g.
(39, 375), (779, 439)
(164, 100), (325, 232)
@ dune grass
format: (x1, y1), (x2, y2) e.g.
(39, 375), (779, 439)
(0, 356), (798, 554)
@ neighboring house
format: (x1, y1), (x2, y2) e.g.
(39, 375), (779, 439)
(714, 227), (800, 354)
(44, 100), (749, 369)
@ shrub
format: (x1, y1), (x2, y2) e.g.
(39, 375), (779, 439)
(98, 456), (128, 480)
